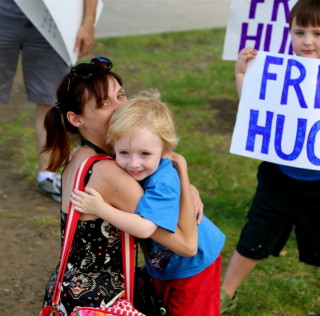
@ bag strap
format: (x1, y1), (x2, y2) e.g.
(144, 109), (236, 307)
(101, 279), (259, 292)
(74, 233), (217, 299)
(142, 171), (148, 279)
(51, 154), (112, 306)
(121, 231), (135, 302)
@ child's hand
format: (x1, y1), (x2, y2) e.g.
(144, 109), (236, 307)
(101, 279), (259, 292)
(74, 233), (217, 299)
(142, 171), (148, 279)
(71, 187), (103, 215)
(236, 47), (258, 76)
(235, 47), (258, 97)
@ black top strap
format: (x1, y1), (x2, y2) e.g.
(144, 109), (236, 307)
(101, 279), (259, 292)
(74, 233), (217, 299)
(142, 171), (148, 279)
(81, 139), (107, 154)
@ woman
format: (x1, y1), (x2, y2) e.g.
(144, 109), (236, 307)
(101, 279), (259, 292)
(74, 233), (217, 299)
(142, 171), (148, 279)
(41, 57), (199, 315)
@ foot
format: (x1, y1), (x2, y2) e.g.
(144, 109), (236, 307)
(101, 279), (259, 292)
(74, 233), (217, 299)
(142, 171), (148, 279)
(38, 173), (61, 203)
(220, 289), (238, 314)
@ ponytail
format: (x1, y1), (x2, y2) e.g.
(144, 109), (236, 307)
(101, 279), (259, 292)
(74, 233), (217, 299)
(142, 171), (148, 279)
(42, 107), (72, 172)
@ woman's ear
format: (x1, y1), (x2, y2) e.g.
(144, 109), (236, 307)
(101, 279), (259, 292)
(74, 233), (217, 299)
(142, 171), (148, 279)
(67, 111), (82, 127)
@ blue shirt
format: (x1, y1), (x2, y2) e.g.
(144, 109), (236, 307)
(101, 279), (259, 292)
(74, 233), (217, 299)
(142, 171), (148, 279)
(277, 164), (320, 181)
(136, 158), (226, 280)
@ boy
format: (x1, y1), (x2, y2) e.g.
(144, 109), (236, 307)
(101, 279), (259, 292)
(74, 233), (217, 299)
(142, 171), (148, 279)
(221, 0), (320, 313)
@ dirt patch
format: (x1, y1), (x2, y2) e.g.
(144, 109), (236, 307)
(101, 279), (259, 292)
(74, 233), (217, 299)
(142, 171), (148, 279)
(0, 73), (60, 316)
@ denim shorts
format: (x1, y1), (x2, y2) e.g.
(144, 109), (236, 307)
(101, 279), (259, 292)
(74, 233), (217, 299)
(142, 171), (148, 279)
(0, 4), (69, 105)
(236, 162), (320, 266)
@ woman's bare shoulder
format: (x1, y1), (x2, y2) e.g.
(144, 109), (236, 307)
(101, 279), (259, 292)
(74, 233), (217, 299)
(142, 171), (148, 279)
(88, 159), (143, 211)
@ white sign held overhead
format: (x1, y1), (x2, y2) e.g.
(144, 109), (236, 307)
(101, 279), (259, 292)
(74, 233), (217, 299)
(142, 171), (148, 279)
(230, 51), (320, 170)
(14, 0), (103, 66)
(223, 0), (298, 61)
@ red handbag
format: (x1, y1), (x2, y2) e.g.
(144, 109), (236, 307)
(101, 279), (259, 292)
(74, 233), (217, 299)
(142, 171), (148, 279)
(38, 155), (145, 316)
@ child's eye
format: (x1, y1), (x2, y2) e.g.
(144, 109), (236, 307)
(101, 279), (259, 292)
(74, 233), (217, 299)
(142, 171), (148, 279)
(119, 151), (129, 155)
(141, 152), (151, 156)
(295, 31), (304, 36)
(315, 32), (320, 37)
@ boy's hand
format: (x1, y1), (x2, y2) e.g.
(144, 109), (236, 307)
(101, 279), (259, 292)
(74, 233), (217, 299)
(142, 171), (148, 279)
(236, 47), (258, 75)
(71, 188), (103, 215)
(236, 47), (258, 97)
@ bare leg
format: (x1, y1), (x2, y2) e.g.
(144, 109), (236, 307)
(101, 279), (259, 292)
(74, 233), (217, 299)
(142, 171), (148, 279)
(35, 103), (51, 173)
(221, 250), (259, 299)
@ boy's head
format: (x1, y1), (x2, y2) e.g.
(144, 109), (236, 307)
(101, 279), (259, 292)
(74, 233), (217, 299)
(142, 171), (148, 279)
(290, 0), (320, 58)
(107, 90), (178, 181)
(290, 0), (320, 29)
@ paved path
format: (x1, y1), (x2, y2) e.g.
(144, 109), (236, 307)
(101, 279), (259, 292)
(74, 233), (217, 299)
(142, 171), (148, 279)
(95, 0), (231, 38)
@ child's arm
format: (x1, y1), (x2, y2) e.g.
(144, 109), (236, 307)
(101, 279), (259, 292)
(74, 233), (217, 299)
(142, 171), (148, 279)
(71, 188), (158, 238)
(236, 47), (258, 98)
(150, 153), (198, 256)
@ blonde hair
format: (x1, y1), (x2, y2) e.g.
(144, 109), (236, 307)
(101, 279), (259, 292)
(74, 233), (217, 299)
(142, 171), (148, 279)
(107, 90), (178, 154)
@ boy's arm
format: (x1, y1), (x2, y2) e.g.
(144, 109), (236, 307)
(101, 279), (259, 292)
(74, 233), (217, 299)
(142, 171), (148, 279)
(71, 188), (158, 238)
(150, 153), (198, 257)
(235, 47), (258, 98)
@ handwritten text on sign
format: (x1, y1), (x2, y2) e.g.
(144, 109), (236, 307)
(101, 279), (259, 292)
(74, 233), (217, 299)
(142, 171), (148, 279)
(230, 51), (320, 170)
(223, 0), (298, 61)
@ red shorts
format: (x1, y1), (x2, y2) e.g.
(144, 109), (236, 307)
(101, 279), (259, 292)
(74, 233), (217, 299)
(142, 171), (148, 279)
(152, 254), (222, 316)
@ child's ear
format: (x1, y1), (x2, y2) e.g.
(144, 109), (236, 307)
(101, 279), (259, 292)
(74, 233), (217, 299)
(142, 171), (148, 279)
(162, 149), (170, 158)
(67, 111), (83, 127)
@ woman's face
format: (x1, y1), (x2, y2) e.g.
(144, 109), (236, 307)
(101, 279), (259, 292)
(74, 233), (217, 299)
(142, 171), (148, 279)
(80, 77), (127, 142)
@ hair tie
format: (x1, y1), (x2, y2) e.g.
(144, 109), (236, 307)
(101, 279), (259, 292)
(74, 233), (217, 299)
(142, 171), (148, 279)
(55, 100), (62, 113)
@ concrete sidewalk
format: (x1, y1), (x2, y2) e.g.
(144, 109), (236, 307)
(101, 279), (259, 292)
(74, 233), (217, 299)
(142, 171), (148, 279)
(95, 0), (231, 38)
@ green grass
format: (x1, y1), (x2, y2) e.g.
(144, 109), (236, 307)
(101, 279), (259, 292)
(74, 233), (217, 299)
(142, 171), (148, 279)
(1, 27), (319, 315)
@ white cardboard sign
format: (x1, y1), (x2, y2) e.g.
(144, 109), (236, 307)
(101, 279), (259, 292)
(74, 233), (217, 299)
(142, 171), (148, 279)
(230, 51), (320, 170)
(14, 0), (103, 66)
(223, 0), (298, 61)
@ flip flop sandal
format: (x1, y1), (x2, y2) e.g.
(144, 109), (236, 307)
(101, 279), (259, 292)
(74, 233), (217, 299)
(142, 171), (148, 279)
(220, 289), (238, 314)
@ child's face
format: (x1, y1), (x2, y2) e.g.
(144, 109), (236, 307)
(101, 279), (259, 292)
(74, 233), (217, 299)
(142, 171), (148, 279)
(114, 126), (164, 181)
(290, 17), (320, 58)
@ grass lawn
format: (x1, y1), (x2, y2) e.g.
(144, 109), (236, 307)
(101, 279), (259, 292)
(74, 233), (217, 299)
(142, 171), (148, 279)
(1, 27), (319, 315)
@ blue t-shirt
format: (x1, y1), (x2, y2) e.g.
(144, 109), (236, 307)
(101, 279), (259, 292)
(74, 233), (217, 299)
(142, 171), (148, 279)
(136, 158), (226, 280)
(277, 164), (320, 181)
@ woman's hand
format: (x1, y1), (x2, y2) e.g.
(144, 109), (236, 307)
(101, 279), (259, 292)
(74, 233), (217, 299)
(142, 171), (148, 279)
(190, 184), (203, 224)
(169, 152), (203, 224)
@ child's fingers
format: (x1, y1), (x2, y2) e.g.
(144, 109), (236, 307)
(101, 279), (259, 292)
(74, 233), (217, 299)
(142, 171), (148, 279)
(73, 189), (87, 198)
(71, 191), (82, 202)
(84, 187), (98, 195)
(70, 198), (83, 212)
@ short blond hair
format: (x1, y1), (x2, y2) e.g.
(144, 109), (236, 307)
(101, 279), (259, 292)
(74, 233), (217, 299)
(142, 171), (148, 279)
(107, 90), (178, 154)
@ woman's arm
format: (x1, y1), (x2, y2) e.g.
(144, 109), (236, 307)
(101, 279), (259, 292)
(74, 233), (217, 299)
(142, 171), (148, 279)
(80, 158), (198, 256)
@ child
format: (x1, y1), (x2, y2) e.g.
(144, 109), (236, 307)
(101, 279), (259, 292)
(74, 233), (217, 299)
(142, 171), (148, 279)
(71, 91), (226, 315)
(220, 0), (320, 313)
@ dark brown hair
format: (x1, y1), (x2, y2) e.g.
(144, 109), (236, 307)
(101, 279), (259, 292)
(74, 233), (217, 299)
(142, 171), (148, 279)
(42, 64), (123, 172)
(290, 0), (320, 28)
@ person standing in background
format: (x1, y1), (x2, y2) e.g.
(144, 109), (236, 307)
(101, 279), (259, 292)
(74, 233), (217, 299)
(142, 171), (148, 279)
(0, 0), (98, 203)
(220, 0), (320, 313)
